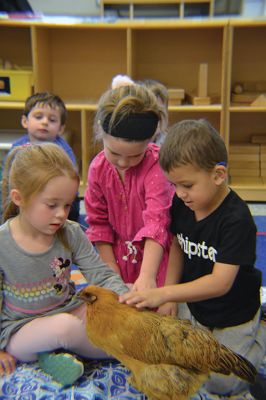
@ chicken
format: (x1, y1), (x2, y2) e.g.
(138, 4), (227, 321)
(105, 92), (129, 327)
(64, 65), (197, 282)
(78, 285), (257, 400)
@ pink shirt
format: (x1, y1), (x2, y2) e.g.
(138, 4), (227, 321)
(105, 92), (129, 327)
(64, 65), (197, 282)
(84, 143), (174, 286)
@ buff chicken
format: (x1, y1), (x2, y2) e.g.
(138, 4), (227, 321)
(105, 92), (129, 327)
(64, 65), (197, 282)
(78, 285), (257, 400)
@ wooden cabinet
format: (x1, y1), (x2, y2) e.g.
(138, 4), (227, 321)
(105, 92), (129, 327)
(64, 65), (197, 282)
(0, 17), (265, 201)
(100, 0), (214, 19)
(225, 19), (266, 201)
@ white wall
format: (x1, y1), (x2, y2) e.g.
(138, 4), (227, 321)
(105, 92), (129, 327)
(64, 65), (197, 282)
(28, 0), (100, 16)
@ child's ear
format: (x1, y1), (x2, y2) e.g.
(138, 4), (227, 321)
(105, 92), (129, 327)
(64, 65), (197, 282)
(214, 165), (227, 185)
(21, 115), (28, 129)
(58, 124), (65, 136)
(10, 189), (23, 206)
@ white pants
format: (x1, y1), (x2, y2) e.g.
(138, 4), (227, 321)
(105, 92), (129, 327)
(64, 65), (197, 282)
(6, 304), (108, 362)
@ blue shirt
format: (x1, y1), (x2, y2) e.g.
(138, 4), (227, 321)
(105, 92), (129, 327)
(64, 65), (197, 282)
(11, 135), (77, 166)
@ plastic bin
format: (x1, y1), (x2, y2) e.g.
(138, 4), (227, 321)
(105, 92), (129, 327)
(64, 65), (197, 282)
(0, 69), (33, 101)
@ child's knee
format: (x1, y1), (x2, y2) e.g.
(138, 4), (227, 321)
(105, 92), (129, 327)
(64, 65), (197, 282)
(52, 313), (84, 345)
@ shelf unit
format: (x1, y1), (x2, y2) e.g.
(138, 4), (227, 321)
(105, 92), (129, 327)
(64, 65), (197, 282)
(100, 0), (214, 18)
(225, 18), (266, 201)
(0, 17), (265, 201)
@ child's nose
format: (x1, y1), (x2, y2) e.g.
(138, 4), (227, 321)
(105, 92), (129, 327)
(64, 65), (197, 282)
(41, 116), (49, 124)
(56, 207), (68, 218)
(176, 188), (187, 200)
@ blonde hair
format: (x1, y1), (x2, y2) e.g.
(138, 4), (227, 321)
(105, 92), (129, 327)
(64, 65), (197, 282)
(141, 78), (169, 137)
(141, 79), (169, 108)
(2, 143), (79, 246)
(94, 83), (166, 141)
(159, 119), (228, 173)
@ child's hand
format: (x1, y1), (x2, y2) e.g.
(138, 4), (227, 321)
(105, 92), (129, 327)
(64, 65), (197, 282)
(157, 302), (178, 317)
(119, 287), (166, 309)
(0, 350), (16, 376)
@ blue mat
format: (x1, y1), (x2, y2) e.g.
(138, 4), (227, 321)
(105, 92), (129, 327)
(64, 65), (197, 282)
(0, 359), (145, 399)
(254, 216), (266, 287)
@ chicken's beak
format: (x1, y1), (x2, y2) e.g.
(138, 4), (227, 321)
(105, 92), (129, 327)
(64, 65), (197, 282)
(77, 290), (97, 304)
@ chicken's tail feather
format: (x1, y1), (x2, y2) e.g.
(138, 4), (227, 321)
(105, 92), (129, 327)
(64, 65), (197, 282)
(215, 345), (257, 384)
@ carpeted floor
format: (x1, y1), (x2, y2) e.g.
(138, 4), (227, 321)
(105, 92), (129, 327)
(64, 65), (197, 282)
(253, 215), (266, 288)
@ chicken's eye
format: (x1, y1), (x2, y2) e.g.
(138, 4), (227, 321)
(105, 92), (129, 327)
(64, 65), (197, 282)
(87, 294), (97, 303)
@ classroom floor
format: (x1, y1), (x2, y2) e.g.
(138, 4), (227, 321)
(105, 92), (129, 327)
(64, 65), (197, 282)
(248, 203), (266, 216)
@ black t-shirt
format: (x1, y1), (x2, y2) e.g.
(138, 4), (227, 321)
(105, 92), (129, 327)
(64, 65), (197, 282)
(170, 189), (261, 328)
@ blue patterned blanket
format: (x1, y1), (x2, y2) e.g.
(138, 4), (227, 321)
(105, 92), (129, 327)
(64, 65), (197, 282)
(0, 359), (146, 399)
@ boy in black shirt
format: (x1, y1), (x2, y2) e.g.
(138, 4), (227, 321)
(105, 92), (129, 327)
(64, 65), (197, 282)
(120, 119), (266, 398)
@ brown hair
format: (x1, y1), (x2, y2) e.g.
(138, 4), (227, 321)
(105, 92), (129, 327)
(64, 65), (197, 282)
(94, 83), (166, 142)
(159, 119), (228, 173)
(23, 92), (67, 125)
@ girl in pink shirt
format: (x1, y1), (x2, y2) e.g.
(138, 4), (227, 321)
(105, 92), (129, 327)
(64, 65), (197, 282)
(85, 75), (175, 301)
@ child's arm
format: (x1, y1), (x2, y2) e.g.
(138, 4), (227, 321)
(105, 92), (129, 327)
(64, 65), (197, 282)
(157, 237), (183, 316)
(132, 238), (163, 291)
(95, 242), (121, 275)
(163, 237), (184, 285)
(0, 350), (16, 376)
(132, 156), (175, 291)
(120, 239), (239, 309)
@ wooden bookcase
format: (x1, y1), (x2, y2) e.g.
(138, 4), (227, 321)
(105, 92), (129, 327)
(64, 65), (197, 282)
(225, 18), (266, 201)
(0, 17), (265, 201)
(100, 0), (214, 19)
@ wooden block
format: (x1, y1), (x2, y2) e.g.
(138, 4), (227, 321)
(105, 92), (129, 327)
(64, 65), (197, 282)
(230, 176), (263, 185)
(168, 88), (185, 100)
(198, 63), (208, 98)
(168, 98), (182, 106)
(230, 168), (260, 177)
(261, 154), (266, 161)
(250, 134), (266, 144)
(229, 160), (260, 169)
(261, 167), (266, 177)
(261, 162), (266, 169)
(231, 92), (260, 103)
(261, 145), (266, 154)
(229, 154), (259, 162)
(192, 96), (211, 106)
(251, 94), (266, 107)
(187, 92), (220, 105)
(230, 143), (260, 154)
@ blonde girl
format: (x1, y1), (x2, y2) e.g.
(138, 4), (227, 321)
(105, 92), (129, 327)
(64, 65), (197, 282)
(0, 143), (127, 385)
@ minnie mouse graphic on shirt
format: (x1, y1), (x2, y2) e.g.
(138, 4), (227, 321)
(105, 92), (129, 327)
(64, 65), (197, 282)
(50, 257), (71, 294)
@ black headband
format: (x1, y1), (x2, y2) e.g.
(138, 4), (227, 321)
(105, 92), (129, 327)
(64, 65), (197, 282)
(101, 112), (159, 141)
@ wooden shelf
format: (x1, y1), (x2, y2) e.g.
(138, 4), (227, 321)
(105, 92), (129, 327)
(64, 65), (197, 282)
(230, 105), (266, 112)
(1, 17), (266, 200)
(100, 0), (214, 18)
(230, 179), (266, 202)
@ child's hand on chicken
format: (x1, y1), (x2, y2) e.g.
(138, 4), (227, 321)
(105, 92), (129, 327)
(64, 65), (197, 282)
(119, 286), (166, 309)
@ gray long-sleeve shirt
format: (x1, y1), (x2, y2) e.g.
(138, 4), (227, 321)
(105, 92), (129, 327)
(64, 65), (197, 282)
(0, 220), (128, 349)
